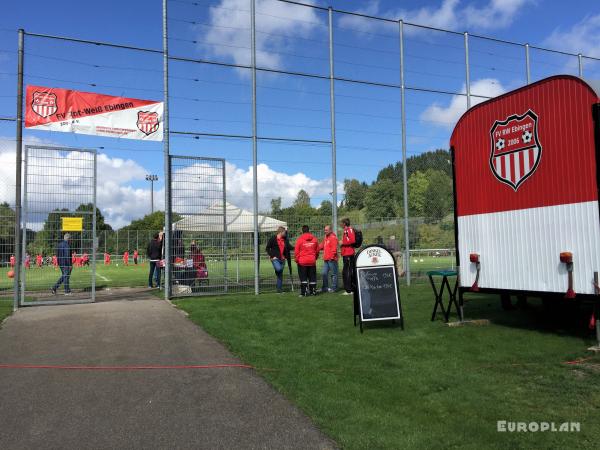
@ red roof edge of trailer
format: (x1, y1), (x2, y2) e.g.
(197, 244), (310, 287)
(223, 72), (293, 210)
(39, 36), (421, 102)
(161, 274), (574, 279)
(450, 75), (600, 144)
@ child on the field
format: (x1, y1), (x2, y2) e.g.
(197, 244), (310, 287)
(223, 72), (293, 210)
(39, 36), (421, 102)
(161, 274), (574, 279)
(104, 252), (111, 265)
(36, 254), (43, 268)
(133, 249), (139, 265)
(123, 251), (129, 266)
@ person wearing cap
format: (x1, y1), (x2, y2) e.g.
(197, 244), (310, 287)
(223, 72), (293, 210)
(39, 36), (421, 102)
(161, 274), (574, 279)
(51, 233), (73, 295)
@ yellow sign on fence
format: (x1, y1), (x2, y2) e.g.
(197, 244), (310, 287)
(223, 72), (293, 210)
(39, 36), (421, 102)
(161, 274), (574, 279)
(61, 217), (83, 232)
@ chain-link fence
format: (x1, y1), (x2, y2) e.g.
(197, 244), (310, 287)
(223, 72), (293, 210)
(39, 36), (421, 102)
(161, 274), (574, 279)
(0, 0), (598, 301)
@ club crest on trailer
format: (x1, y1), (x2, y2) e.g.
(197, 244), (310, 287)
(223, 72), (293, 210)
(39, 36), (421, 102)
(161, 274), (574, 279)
(137, 111), (160, 136)
(489, 110), (542, 191)
(31, 91), (58, 118)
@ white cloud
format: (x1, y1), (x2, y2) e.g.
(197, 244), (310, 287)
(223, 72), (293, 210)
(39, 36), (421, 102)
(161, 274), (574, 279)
(0, 138), (340, 230)
(543, 14), (600, 59)
(225, 162), (340, 211)
(462, 0), (534, 30)
(338, 0), (532, 34)
(420, 78), (505, 129)
(203, 0), (324, 70)
(0, 138), (154, 229)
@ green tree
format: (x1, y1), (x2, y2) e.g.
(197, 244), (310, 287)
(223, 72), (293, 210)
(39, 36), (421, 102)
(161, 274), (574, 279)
(31, 204), (113, 255)
(271, 197), (282, 215)
(293, 190), (311, 208)
(423, 170), (453, 222)
(120, 210), (180, 231)
(343, 179), (368, 210)
(0, 202), (16, 262)
(364, 180), (398, 220)
(407, 171), (430, 217)
(319, 200), (332, 217)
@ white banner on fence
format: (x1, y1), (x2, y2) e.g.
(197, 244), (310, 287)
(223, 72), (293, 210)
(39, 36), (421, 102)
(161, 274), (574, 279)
(25, 85), (163, 141)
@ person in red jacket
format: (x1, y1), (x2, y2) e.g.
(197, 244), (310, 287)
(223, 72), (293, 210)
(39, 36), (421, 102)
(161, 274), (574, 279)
(133, 249), (139, 265)
(123, 250), (129, 266)
(9, 254), (15, 268)
(294, 225), (320, 297)
(340, 217), (356, 295)
(52, 255), (58, 270)
(319, 224), (338, 293)
(36, 254), (43, 268)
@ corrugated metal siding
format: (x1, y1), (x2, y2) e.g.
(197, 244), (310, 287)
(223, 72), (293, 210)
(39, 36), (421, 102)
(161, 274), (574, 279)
(458, 201), (600, 294)
(452, 76), (599, 217)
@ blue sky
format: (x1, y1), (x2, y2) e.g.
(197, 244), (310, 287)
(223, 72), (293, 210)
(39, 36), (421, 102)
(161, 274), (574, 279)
(0, 0), (599, 227)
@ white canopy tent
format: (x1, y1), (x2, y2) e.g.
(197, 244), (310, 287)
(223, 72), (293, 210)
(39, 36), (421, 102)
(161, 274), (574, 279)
(173, 201), (287, 233)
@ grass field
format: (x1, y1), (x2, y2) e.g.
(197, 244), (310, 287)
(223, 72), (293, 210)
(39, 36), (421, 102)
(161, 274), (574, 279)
(0, 255), (457, 294)
(175, 286), (600, 449)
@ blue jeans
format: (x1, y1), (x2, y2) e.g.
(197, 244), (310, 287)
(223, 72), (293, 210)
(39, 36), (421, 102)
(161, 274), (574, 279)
(149, 261), (161, 287)
(322, 260), (338, 291)
(271, 258), (286, 291)
(53, 266), (72, 292)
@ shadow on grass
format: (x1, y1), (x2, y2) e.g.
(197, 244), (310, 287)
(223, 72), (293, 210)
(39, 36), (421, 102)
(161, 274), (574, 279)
(458, 291), (598, 345)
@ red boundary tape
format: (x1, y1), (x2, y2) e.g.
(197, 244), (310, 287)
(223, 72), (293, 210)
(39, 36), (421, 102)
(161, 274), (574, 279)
(0, 363), (253, 371)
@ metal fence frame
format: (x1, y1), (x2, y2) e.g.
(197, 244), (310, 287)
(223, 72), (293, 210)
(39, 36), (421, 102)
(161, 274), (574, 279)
(20, 145), (97, 306)
(3, 0), (599, 303)
(168, 154), (227, 297)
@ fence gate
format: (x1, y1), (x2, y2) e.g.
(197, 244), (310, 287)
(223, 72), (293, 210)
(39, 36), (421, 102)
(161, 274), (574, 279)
(21, 145), (97, 306)
(169, 155), (227, 296)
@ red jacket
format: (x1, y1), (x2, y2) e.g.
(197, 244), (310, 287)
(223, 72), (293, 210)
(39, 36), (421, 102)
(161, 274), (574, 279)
(341, 226), (356, 257)
(319, 233), (338, 261)
(295, 233), (320, 266)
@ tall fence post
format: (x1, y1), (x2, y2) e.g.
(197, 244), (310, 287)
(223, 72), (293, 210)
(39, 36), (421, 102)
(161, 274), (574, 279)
(162, 0), (172, 299)
(399, 20), (410, 286)
(578, 54), (583, 78)
(525, 43), (531, 84)
(223, 161), (228, 292)
(251, 0), (259, 295)
(13, 29), (24, 311)
(92, 152), (97, 301)
(328, 7), (338, 235)
(464, 31), (471, 109)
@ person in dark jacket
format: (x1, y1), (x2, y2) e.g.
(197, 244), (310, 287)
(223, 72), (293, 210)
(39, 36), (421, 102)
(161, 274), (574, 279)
(295, 225), (320, 297)
(266, 226), (292, 293)
(51, 233), (72, 295)
(147, 233), (163, 288)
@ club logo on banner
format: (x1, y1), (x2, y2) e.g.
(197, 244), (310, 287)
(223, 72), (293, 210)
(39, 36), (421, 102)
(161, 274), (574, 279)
(32, 91), (58, 118)
(25, 85), (163, 141)
(489, 110), (542, 191)
(137, 111), (160, 136)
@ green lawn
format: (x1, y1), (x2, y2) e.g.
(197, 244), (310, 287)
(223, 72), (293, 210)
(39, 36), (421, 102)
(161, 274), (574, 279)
(175, 286), (600, 449)
(0, 299), (11, 323)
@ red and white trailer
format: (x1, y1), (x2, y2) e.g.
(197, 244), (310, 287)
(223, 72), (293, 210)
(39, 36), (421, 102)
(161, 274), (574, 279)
(451, 75), (600, 313)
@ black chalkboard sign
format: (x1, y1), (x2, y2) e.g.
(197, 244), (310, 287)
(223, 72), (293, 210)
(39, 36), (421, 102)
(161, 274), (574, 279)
(357, 267), (400, 320)
(353, 245), (403, 332)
